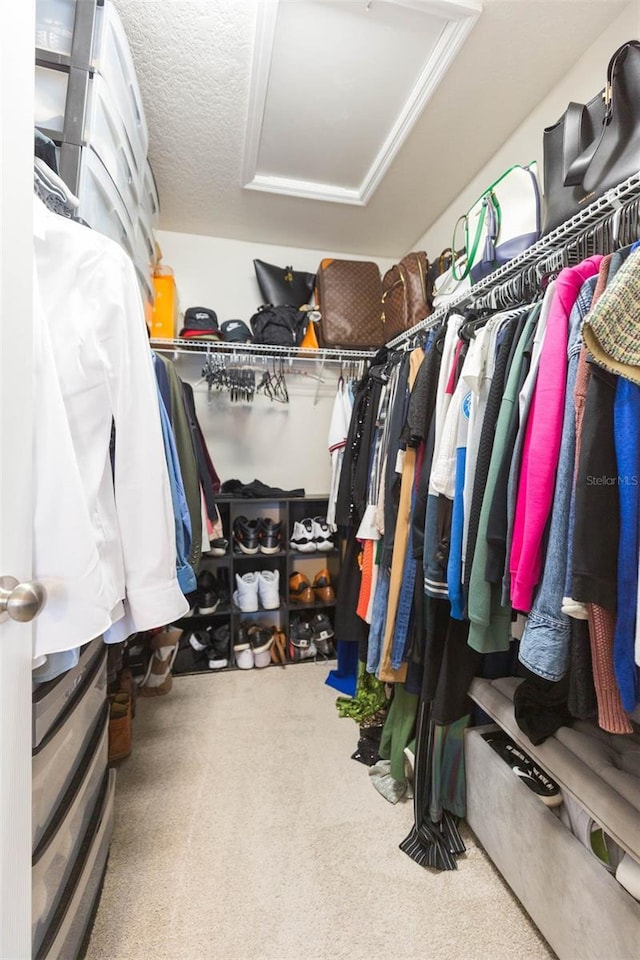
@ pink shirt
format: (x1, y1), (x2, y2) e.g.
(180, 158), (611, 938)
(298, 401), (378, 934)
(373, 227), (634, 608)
(509, 256), (602, 612)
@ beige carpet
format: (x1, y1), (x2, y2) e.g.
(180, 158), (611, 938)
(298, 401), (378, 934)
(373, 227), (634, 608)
(86, 663), (555, 960)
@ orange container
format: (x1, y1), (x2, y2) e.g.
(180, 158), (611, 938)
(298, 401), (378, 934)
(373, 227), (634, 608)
(151, 272), (178, 339)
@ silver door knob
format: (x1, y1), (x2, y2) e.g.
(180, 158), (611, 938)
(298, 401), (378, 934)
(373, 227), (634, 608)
(0, 576), (47, 623)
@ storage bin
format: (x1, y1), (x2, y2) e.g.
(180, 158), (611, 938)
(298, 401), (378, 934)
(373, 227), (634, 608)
(35, 0), (80, 58)
(92, 0), (148, 169)
(32, 637), (103, 750)
(151, 272), (179, 340)
(35, 66), (143, 216)
(35, 0), (148, 171)
(76, 147), (136, 261)
(32, 714), (108, 957)
(36, 769), (115, 960)
(465, 725), (640, 960)
(32, 650), (107, 849)
(143, 159), (160, 225)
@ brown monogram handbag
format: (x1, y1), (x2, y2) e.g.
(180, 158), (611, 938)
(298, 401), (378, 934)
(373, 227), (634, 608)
(381, 251), (432, 341)
(315, 259), (385, 349)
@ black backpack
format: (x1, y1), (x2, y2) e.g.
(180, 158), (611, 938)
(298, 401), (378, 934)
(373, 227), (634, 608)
(249, 305), (306, 347)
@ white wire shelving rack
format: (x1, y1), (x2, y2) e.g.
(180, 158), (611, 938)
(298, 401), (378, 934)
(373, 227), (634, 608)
(386, 170), (640, 348)
(150, 337), (378, 364)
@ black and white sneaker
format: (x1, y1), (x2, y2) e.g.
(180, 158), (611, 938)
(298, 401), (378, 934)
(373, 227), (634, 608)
(206, 624), (230, 669)
(196, 570), (220, 615)
(482, 732), (562, 807)
(205, 537), (229, 557)
(288, 618), (317, 661)
(188, 630), (210, 653)
(289, 518), (316, 552)
(259, 518), (282, 554)
(233, 516), (260, 555)
(309, 613), (334, 656)
(312, 517), (334, 552)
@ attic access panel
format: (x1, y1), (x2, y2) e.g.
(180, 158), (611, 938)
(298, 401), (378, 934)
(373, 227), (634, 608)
(242, 0), (481, 206)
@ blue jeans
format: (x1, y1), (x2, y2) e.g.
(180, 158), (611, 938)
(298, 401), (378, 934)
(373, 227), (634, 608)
(366, 565), (390, 676)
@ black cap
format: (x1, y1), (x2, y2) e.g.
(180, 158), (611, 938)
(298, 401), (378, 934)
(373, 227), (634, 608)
(221, 319), (253, 343)
(182, 307), (218, 332)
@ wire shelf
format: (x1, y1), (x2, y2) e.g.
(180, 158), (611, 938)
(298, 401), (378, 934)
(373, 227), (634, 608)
(386, 170), (640, 347)
(150, 338), (378, 362)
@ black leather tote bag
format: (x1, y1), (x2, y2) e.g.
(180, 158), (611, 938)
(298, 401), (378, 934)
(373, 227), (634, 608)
(542, 40), (640, 234)
(253, 259), (316, 307)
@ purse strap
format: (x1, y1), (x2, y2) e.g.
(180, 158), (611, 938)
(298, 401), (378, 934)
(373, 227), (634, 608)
(563, 41), (640, 187)
(451, 192), (502, 281)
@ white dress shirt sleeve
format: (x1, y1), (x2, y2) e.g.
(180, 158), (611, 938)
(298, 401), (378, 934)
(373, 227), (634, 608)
(104, 253), (189, 629)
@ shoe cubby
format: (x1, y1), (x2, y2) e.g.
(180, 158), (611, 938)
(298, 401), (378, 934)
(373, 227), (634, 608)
(172, 495), (340, 675)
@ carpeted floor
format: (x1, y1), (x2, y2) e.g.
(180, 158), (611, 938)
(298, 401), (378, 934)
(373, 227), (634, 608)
(86, 663), (555, 960)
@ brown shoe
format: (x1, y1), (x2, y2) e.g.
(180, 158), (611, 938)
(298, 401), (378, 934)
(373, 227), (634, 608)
(289, 571), (314, 605)
(313, 569), (335, 604)
(108, 693), (132, 762)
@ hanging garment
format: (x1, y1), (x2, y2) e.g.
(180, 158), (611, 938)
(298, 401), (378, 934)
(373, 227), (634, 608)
(466, 306), (539, 653)
(509, 256), (602, 612)
(563, 256), (613, 619)
(519, 276), (597, 681)
(378, 348), (424, 683)
(155, 383), (197, 594)
(613, 377), (640, 710)
(154, 353), (203, 569)
(32, 196), (188, 658)
(326, 378), (354, 531)
(462, 314), (521, 600)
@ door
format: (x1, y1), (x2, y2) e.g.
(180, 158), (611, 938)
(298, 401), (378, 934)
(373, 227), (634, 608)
(1, 2), (37, 956)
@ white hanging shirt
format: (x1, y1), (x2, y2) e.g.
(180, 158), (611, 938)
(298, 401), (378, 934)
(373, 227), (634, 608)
(326, 379), (353, 531)
(32, 197), (188, 657)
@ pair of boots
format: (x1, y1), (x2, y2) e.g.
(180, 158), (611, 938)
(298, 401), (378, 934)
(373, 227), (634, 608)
(233, 570), (280, 612)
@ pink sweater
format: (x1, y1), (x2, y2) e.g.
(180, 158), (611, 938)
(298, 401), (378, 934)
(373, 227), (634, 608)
(509, 256), (602, 612)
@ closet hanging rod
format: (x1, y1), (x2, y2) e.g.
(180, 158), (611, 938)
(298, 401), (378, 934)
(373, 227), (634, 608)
(386, 169), (640, 348)
(150, 338), (377, 363)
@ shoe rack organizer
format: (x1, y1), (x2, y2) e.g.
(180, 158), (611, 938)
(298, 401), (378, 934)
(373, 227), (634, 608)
(172, 495), (341, 675)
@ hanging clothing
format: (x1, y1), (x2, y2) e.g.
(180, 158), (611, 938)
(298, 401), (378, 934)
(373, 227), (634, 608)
(509, 256), (602, 612)
(519, 276), (597, 680)
(32, 196), (188, 660)
(466, 306), (539, 653)
(378, 348), (424, 683)
(154, 353), (203, 570)
(326, 379), (354, 531)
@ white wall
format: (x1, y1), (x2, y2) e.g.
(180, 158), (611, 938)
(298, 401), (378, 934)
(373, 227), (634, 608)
(167, 349), (348, 496)
(412, 3), (639, 257)
(156, 231), (388, 493)
(155, 229), (394, 324)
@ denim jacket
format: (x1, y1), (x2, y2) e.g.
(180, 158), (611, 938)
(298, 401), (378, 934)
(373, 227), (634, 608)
(519, 276), (597, 680)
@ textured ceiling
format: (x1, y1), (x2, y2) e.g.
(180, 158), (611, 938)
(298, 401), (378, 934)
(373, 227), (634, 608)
(113, 0), (630, 257)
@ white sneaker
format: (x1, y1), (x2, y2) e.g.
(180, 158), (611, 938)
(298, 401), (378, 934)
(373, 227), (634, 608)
(235, 648), (254, 669)
(233, 627), (255, 669)
(233, 572), (259, 612)
(258, 569), (280, 610)
(289, 519), (316, 552)
(312, 517), (334, 552)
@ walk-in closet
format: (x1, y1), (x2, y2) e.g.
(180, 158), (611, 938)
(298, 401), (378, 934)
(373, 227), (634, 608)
(3, 1), (640, 958)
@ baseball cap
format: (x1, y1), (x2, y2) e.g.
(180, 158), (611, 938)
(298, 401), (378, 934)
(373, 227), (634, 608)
(180, 306), (221, 339)
(221, 320), (253, 343)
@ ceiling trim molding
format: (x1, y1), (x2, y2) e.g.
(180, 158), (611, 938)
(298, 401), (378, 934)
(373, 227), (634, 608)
(241, 0), (280, 192)
(242, 0), (481, 205)
(244, 174), (366, 207)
